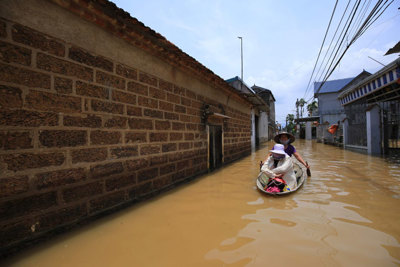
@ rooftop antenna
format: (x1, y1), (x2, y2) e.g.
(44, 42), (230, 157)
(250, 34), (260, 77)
(238, 36), (243, 80)
(368, 56), (385, 67)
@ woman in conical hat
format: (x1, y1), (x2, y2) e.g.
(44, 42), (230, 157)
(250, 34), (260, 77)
(274, 132), (309, 170)
(261, 132), (310, 170)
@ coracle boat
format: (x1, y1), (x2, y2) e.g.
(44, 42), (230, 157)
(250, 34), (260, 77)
(256, 162), (306, 196)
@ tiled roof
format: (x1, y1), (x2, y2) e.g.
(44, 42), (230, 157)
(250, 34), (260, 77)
(251, 85), (275, 102)
(314, 77), (354, 95)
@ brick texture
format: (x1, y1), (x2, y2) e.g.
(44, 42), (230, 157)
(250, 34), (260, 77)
(62, 182), (103, 203)
(76, 81), (108, 99)
(39, 130), (87, 148)
(90, 162), (124, 179)
(35, 168), (86, 190)
(0, 131), (33, 150)
(0, 109), (58, 127)
(90, 130), (121, 145)
(63, 115), (102, 128)
(0, 85), (23, 110)
(0, 16), (252, 254)
(37, 53), (93, 81)
(91, 99), (123, 114)
(3, 152), (65, 171)
(12, 24), (65, 56)
(26, 90), (81, 113)
(54, 76), (73, 94)
(116, 64), (137, 80)
(0, 62), (51, 89)
(69, 46), (113, 72)
(0, 41), (31, 66)
(72, 148), (107, 163)
(0, 175), (29, 198)
(96, 71), (125, 90)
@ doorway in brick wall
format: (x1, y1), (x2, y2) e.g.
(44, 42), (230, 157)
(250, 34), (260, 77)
(208, 125), (223, 170)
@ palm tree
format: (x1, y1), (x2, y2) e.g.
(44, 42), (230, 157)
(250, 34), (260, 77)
(298, 98), (306, 118)
(285, 114), (295, 133)
(286, 113), (295, 124)
(307, 100), (318, 116)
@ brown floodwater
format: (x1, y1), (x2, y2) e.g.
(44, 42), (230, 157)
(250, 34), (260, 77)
(3, 140), (400, 266)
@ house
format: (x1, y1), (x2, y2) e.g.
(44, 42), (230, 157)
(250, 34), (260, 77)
(338, 58), (400, 155)
(225, 77), (269, 148)
(252, 85), (276, 141)
(0, 0), (254, 254)
(314, 71), (370, 124)
(313, 71), (371, 143)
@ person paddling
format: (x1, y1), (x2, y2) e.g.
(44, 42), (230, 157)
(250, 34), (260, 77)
(261, 132), (310, 171)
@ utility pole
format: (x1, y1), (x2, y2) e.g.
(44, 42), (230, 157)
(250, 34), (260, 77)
(238, 36), (243, 80)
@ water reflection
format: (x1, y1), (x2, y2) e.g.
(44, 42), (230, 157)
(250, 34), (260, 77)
(4, 141), (400, 267)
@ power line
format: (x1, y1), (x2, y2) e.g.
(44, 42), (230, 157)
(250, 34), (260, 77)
(303, 0), (339, 99)
(305, 0), (359, 100)
(306, 0), (353, 100)
(316, 0), (362, 92)
(302, 0), (395, 107)
(314, 0), (394, 96)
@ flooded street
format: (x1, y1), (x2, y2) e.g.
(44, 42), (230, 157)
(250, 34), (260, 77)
(4, 140), (400, 266)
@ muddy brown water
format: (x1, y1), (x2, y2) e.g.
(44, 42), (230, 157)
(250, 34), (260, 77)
(3, 140), (400, 266)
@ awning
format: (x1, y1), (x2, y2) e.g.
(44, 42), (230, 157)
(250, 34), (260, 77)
(338, 58), (400, 106)
(295, 116), (320, 123)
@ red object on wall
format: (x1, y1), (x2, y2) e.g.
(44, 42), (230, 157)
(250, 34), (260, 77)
(328, 124), (338, 134)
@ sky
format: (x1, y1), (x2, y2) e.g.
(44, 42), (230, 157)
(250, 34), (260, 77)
(112, 0), (400, 125)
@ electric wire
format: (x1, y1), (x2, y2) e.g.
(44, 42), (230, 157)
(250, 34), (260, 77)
(302, 0), (339, 99)
(301, 0), (395, 108)
(306, 0), (353, 99)
(314, 0), (393, 96)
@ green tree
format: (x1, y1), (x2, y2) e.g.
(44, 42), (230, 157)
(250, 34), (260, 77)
(298, 98), (306, 118)
(307, 100), (318, 116)
(285, 114), (296, 134)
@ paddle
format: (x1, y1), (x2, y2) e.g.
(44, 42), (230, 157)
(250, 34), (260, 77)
(306, 161), (311, 176)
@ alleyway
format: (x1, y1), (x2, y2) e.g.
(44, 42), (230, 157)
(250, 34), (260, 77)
(4, 140), (400, 266)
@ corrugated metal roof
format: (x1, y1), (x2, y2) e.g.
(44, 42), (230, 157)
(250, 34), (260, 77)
(314, 77), (354, 94)
(225, 77), (269, 110)
(385, 41), (400, 55)
(251, 85), (276, 102)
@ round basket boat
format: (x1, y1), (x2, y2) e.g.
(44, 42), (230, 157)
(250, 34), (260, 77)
(256, 162), (306, 196)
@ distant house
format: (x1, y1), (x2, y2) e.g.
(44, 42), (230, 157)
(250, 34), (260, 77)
(338, 58), (400, 155)
(226, 77), (270, 147)
(252, 85), (276, 141)
(314, 71), (371, 125)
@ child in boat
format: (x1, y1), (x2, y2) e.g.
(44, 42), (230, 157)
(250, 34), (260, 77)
(261, 144), (297, 190)
(261, 132), (310, 170)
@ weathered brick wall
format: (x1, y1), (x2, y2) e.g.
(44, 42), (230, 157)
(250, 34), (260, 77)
(0, 16), (251, 253)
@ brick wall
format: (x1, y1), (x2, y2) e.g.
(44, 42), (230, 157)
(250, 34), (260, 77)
(0, 17), (251, 253)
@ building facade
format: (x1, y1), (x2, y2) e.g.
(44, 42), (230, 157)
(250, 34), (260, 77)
(252, 85), (276, 141)
(226, 77), (270, 148)
(0, 0), (253, 254)
(338, 58), (400, 155)
(314, 77), (355, 125)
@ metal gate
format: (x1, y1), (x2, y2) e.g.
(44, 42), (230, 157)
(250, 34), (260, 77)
(344, 98), (367, 147)
(381, 100), (400, 155)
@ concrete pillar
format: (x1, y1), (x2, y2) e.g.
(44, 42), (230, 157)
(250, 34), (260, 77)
(343, 118), (349, 148)
(366, 105), (381, 155)
(295, 124), (300, 139)
(305, 121), (312, 140)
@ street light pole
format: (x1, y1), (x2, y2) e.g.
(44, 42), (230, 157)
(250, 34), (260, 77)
(238, 36), (243, 80)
